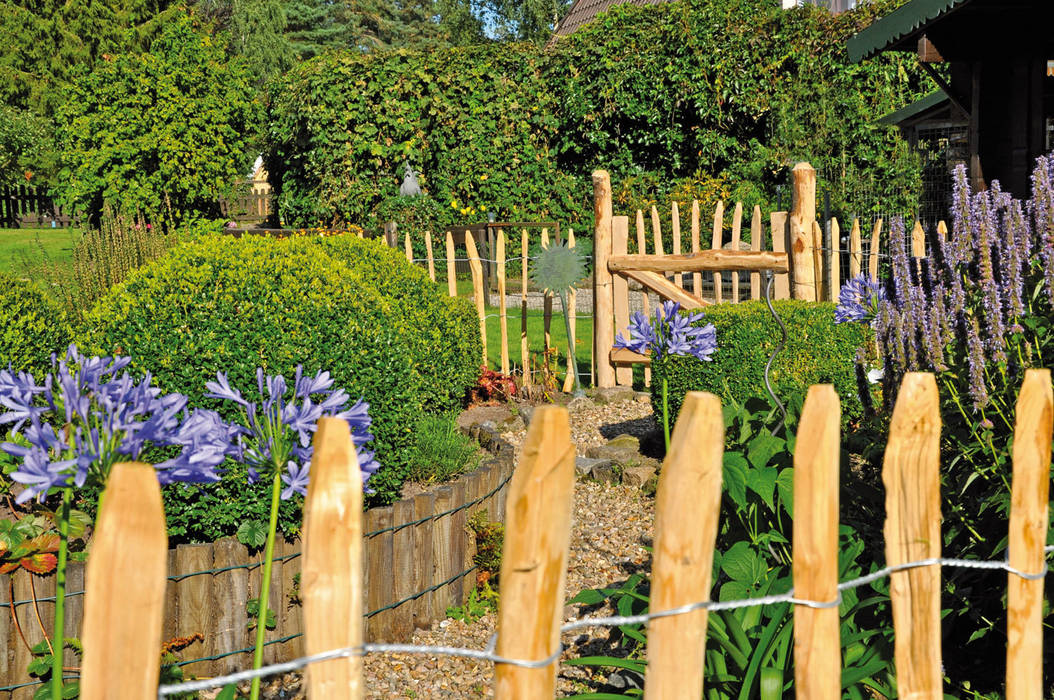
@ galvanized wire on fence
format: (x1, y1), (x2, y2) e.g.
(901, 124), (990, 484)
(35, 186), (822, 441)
(155, 548), (1054, 697)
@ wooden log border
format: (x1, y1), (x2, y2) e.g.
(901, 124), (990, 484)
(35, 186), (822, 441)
(0, 428), (516, 695)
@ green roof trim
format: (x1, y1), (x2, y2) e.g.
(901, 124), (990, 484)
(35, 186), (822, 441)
(847, 0), (969, 63)
(876, 91), (948, 126)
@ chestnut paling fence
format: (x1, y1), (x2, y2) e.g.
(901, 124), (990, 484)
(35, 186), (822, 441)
(68, 369), (1053, 699)
(590, 164), (950, 390)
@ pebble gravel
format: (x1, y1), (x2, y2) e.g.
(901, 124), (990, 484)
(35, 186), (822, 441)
(237, 397), (658, 699)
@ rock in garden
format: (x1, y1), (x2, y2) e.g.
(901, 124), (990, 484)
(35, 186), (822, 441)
(621, 465), (657, 489)
(567, 395), (595, 412)
(575, 456), (614, 478)
(593, 387), (637, 404)
(590, 463), (619, 484)
(585, 434), (643, 466)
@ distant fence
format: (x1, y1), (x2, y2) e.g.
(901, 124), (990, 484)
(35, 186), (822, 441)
(0, 186), (78, 228)
(0, 185), (274, 228)
(47, 369), (1054, 699)
(0, 438), (514, 698)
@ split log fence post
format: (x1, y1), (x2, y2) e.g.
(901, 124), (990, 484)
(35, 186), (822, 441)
(561, 229), (577, 393)
(521, 229), (531, 386)
(730, 203), (742, 303)
(612, 217), (632, 387)
(750, 205), (762, 300)
(636, 213), (652, 388)
(849, 219), (862, 279)
(671, 202), (683, 289)
(494, 406), (574, 698)
(541, 229), (553, 360)
(593, 171), (616, 389)
(827, 218), (840, 301)
(691, 201), (702, 296)
(497, 231), (510, 375)
(711, 202), (724, 302)
(424, 231), (436, 282)
(404, 232), (413, 263)
(790, 162), (816, 301)
(466, 231), (488, 367)
(869, 219), (883, 282)
(445, 232), (456, 298)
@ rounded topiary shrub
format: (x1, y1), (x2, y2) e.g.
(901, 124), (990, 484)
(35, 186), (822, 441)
(651, 300), (869, 428)
(308, 234), (481, 411)
(0, 274), (69, 375)
(78, 234), (442, 506)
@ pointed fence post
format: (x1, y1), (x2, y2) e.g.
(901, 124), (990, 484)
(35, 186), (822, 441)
(730, 202), (742, 303)
(790, 163), (817, 302)
(404, 231), (413, 263)
(303, 417), (364, 699)
(827, 217), (840, 301)
(521, 228), (531, 385)
(636, 213), (652, 388)
(711, 202), (724, 302)
(497, 231), (510, 375)
(612, 217), (632, 387)
(849, 218), (862, 279)
(793, 385), (841, 700)
(1006, 369), (1053, 700)
(562, 229), (577, 393)
(691, 201), (702, 295)
(671, 202), (683, 289)
(446, 232), (456, 298)
(593, 171), (615, 389)
(750, 205), (762, 300)
(425, 231), (436, 282)
(79, 462), (167, 700)
(644, 393), (724, 699)
(495, 406), (575, 699)
(869, 219), (883, 282)
(466, 231), (488, 367)
(883, 372), (942, 699)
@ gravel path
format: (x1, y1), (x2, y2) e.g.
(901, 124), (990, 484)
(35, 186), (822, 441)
(359, 397), (657, 698)
(234, 397), (657, 699)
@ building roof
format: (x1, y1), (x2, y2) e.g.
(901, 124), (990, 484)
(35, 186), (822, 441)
(847, 0), (967, 62)
(550, 0), (670, 40)
(848, 0), (1054, 63)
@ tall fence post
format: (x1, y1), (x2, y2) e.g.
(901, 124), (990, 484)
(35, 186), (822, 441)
(303, 417), (364, 699)
(593, 171), (615, 389)
(79, 463), (167, 700)
(710, 201), (724, 302)
(790, 162), (816, 301)
(562, 229), (578, 393)
(884, 372), (942, 699)
(466, 231), (488, 367)
(827, 217), (841, 301)
(424, 231), (436, 281)
(445, 232), (456, 298)
(868, 219), (883, 282)
(1006, 368), (1053, 699)
(497, 231), (510, 376)
(494, 406), (575, 699)
(793, 385), (841, 700)
(644, 393), (723, 699)
(849, 218), (862, 278)
(521, 228), (531, 386)
(770, 212), (790, 300)
(750, 205), (762, 300)
(612, 216), (632, 387)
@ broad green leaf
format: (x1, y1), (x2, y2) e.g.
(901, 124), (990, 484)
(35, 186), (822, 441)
(722, 453), (748, 508)
(236, 520), (267, 548)
(746, 467), (778, 510)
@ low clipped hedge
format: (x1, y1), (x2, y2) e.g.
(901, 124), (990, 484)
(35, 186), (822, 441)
(0, 275), (69, 375)
(308, 235), (480, 412)
(78, 234), (480, 508)
(650, 300), (869, 428)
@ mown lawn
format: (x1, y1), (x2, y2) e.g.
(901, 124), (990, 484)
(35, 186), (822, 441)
(482, 305), (593, 379)
(0, 228), (78, 276)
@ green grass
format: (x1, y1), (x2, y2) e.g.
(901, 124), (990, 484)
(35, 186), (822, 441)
(482, 305), (593, 379)
(0, 228), (78, 275)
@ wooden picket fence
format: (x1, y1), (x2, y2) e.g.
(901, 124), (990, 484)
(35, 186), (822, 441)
(591, 164), (950, 389)
(399, 224), (583, 392)
(77, 369), (1052, 698)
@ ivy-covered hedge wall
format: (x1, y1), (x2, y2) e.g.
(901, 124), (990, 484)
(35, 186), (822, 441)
(266, 0), (925, 232)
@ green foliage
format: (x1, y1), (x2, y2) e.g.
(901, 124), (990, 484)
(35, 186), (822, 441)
(446, 580), (499, 623)
(237, 520), (269, 548)
(0, 274), (70, 376)
(0, 107), (56, 185)
(246, 597), (277, 630)
(28, 639), (81, 700)
(468, 509), (503, 574)
(405, 414), (482, 484)
(310, 234), (481, 412)
(56, 14), (262, 224)
(566, 397), (894, 699)
(267, 0), (925, 232)
(78, 234), (479, 520)
(650, 300), (869, 429)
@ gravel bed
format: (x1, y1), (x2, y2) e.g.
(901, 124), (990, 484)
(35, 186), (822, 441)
(232, 398), (657, 699)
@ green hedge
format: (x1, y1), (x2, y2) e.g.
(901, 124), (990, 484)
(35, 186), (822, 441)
(0, 275), (69, 376)
(78, 234), (480, 511)
(266, 0), (925, 233)
(650, 300), (869, 427)
(309, 235), (481, 411)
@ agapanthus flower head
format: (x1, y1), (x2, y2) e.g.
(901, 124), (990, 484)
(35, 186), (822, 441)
(614, 301), (717, 362)
(835, 275), (886, 326)
(0, 345), (232, 503)
(206, 367), (379, 499)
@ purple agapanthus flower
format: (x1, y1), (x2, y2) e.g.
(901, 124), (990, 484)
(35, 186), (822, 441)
(834, 275), (887, 326)
(614, 301), (717, 362)
(205, 366), (379, 499)
(0, 345), (232, 503)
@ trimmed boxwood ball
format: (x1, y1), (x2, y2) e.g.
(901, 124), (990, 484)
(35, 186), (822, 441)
(77, 234), (468, 507)
(650, 300), (869, 429)
(0, 274), (69, 376)
(306, 235), (481, 412)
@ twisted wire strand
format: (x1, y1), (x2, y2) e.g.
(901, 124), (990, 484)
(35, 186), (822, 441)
(156, 551), (1054, 697)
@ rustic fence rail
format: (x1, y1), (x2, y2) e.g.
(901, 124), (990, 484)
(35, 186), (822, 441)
(49, 368), (1054, 698)
(0, 449), (514, 697)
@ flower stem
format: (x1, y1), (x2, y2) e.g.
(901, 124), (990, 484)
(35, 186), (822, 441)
(249, 470), (283, 700)
(662, 377), (671, 452)
(52, 487), (72, 700)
